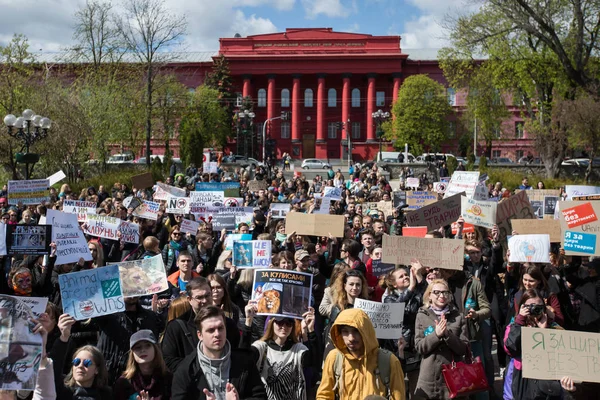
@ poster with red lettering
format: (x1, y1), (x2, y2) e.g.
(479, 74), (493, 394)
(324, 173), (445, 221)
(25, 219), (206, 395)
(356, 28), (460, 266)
(562, 202), (598, 229)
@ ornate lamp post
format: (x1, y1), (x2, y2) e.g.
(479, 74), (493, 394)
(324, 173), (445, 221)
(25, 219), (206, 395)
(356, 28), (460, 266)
(4, 109), (52, 179)
(372, 109), (390, 162)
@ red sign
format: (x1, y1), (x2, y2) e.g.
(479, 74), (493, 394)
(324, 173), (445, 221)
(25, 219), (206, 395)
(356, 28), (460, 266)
(402, 226), (428, 237)
(562, 202), (598, 229)
(451, 222), (475, 235)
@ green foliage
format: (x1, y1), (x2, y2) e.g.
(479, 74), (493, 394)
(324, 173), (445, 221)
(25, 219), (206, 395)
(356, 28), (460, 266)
(447, 156), (458, 175)
(479, 155), (488, 173)
(205, 54), (236, 132)
(486, 168), (585, 191)
(387, 75), (453, 155)
(466, 147), (475, 171)
(69, 167), (163, 194)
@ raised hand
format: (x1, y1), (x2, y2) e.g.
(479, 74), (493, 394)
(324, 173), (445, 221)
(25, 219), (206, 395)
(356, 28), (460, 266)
(58, 313), (76, 342)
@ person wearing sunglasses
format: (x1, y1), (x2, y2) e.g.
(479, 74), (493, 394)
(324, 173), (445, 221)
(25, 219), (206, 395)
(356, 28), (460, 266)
(414, 279), (468, 399)
(242, 303), (320, 400)
(55, 344), (112, 400)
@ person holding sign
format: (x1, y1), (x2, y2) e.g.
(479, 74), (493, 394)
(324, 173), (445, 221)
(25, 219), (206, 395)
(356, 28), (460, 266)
(242, 303), (320, 400)
(504, 289), (576, 400)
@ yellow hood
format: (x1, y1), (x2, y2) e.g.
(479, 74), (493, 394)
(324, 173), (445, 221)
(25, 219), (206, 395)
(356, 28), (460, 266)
(330, 308), (379, 360)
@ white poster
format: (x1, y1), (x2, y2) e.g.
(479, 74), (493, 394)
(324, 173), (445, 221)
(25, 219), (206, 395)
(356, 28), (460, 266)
(508, 234), (551, 263)
(47, 170), (66, 186)
(62, 200), (97, 222)
(8, 296), (48, 318)
(153, 182), (186, 201)
(445, 171), (480, 199)
(323, 186), (342, 200)
(354, 298), (405, 339)
(565, 185), (600, 200)
(461, 197), (497, 229)
(8, 179), (50, 205)
(0, 224), (6, 256)
(47, 209), (93, 265)
(132, 200), (160, 221)
(82, 214), (122, 241)
(180, 219), (200, 235)
(270, 203), (291, 219)
(118, 221), (140, 244)
(190, 191), (225, 209)
(166, 196), (191, 215)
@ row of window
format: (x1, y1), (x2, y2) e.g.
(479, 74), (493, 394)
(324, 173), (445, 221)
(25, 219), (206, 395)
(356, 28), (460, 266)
(275, 121), (363, 139)
(256, 88), (387, 108)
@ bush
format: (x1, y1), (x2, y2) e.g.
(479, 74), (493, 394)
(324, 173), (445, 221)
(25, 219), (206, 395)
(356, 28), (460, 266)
(447, 156), (458, 175)
(479, 155), (488, 173)
(486, 168), (585, 191)
(69, 167), (164, 194)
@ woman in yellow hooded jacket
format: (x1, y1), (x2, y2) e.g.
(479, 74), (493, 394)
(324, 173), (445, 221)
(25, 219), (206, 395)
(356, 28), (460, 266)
(317, 308), (406, 400)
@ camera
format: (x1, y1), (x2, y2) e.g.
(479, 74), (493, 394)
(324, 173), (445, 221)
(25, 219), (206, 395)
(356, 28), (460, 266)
(527, 304), (545, 317)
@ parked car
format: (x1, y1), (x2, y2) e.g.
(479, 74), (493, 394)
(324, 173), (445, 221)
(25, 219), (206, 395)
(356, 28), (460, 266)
(136, 155), (165, 164)
(518, 156), (542, 164)
(107, 153), (135, 164)
(228, 155), (262, 169)
(301, 159), (331, 169)
(490, 157), (514, 164)
(561, 158), (600, 167)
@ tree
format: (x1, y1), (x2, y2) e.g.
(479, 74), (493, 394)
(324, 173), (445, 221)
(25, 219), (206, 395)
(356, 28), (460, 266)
(117, 0), (187, 167)
(179, 86), (229, 167)
(205, 54), (236, 140)
(387, 74), (453, 155)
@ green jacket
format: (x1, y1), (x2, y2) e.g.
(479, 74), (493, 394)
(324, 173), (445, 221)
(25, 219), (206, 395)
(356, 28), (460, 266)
(461, 276), (492, 341)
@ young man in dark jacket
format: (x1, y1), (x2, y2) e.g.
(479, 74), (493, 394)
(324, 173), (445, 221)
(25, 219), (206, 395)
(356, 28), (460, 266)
(171, 305), (266, 400)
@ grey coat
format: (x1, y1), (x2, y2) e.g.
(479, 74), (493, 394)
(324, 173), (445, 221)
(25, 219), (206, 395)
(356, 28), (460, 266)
(414, 306), (469, 399)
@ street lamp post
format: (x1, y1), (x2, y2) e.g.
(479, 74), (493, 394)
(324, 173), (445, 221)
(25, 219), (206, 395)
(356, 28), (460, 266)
(3, 109), (52, 179)
(236, 109), (255, 157)
(372, 109), (390, 162)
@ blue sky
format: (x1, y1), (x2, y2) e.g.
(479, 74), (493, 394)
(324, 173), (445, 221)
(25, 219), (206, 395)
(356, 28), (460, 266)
(0, 0), (475, 53)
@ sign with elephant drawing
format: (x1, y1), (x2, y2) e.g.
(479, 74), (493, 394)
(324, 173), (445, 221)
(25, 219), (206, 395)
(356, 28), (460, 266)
(250, 269), (313, 319)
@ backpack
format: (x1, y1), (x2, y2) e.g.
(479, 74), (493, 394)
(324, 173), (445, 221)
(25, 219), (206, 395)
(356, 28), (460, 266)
(332, 348), (392, 399)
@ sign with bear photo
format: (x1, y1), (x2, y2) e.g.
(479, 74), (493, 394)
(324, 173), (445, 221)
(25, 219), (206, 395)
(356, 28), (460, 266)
(250, 269), (313, 319)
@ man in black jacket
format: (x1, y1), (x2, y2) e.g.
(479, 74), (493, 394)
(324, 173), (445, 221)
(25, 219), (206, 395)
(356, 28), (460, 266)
(162, 277), (240, 372)
(171, 306), (266, 400)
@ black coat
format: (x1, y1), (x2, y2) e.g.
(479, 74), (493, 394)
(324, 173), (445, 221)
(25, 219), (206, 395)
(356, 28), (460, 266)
(171, 347), (266, 400)
(161, 308), (240, 373)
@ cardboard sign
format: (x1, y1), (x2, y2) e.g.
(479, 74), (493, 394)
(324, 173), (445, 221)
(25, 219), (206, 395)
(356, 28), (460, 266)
(405, 192), (463, 230)
(47, 170), (66, 186)
(444, 171), (479, 199)
(511, 219), (562, 243)
(195, 182), (241, 192)
(59, 264), (125, 320)
(83, 214), (122, 240)
(131, 172), (154, 189)
(190, 191), (225, 209)
(355, 298), (404, 339)
(270, 203), (291, 219)
(7, 296), (48, 318)
(406, 191), (438, 210)
(247, 180), (268, 192)
(508, 234), (551, 263)
(562, 202), (598, 228)
(515, 189), (561, 203)
(180, 219), (200, 235)
(496, 190), (535, 242)
(393, 191), (407, 208)
(565, 185), (600, 200)
(406, 177), (420, 189)
(461, 197), (497, 229)
(47, 209), (93, 265)
(117, 255), (168, 298)
(225, 233), (252, 250)
(232, 240), (272, 268)
(8, 179), (50, 205)
(382, 235), (464, 270)
(362, 201), (393, 219)
(166, 196), (191, 214)
(558, 201), (600, 256)
(402, 227), (428, 237)
(522, 327), (600, 383)
(251, 269), (313, 319)
(154, 182), (185, 201)
(118, 221), (140, 244)
(6, 225), (51, 255)
(0, 295), (44, 391)
(371, 260), (396, 277)
(63, 200), (97, 222)
(132, 200), (160, 221)
(285, 212), (345, 237)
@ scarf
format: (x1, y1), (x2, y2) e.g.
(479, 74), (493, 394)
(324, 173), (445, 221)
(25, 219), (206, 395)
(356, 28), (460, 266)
(169, 240), (183, 251)
(429, 305), (449, 316)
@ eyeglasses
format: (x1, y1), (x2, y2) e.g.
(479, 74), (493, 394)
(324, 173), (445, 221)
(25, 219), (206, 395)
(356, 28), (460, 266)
(274, 319), (294, 327)
(172, 232), (182, 236)
(72, 358), (93, 367)
(432, 290), (451, 297)
(340, 248), (347, 252)
(190, 294), (210, 302)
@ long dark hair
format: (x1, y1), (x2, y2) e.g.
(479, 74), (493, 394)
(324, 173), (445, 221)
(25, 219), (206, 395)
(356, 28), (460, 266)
(207, 273), (235, 318)
(519, 265), (550, 293)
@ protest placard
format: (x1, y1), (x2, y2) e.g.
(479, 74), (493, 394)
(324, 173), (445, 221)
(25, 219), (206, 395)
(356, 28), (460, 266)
(393, 191), (407, 208)
(47, 170), (66, 186)
(433, 182), (447, 194)
(47, 209), (93, 265)
(323, 186), (343, 200)
(0, 224), (5, 256)
(405, 192), (463, 230)
(371, 260), (396, 277)
(83, 214), (121, 240)
(195, 182), (241, 192)
(248, 180), (268, 192)
(7, 296), (48, 318)
(251, 269), (313, 319)
(496, 190), (535, 242)
(355, 298), (405, 339)
(461, 197), (497, 229)
(511, 219), (562, 243)
(8, 179), (50, 205)
(62, 200), (97, 222)
(118, 221), (140, 244)
(6, 225), (51, 255)
(362, 201), (394, 219)
(166, 196), (191, 214)
(270, 203), (291, 219)
(153, 182), (185, 201)
(451, 221), (475, 235)
(522, 327), (600, 383)
(382, 235), (464, 270)
(402, 227), (428, 237)
(131, 172), (154, 189)
(223, 197), (244, 207)
(180, 219), (200, 235)
(132, 200), (160, 221)
(193, 206), (254, 228)
(530, 200), (543, 219)
(406, 177), (420, 189)
(232, 240), (272, 268)
(473, 183), (489, 201)
(0, 295), (44, 390)
(203, 162), (218, 174)
(514, 189), (561, 203)
(508, 234), (551, 263)
(212, 215), (237, 230)
(562, 202), (598, 229)
(406, 191), (438, 210)
(225, 233), (252, 250)
(59, 264), (125, 320)
(116, 255), (168, 297)
(565, 185), (600, 200)
(315, 197), (332, 214)
(190, 191), (225, 209)
(285, 212), (345, 237)
(558, 201), (600, 255)
(444, 171), (480, 199)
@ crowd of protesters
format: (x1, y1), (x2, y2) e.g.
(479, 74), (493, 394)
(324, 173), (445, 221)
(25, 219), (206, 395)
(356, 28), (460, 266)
(0, 160), (598, 400)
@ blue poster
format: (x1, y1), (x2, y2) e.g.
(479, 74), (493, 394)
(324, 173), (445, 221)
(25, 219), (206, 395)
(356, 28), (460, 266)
(195, 182), (241, 191)
(225, 233), (252, 250)
(564, 230), (596, 254)
(58, 264), (125, 320)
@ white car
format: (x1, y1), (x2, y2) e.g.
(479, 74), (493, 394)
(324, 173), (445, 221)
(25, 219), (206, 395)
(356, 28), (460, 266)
(301, 159), (331, 169)
(107, 153), (135, 164)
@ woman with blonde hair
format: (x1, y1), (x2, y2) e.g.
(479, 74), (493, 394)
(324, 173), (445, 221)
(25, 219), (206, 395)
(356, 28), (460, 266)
(318, 262), (351, 319)
(87, 241), (105, 269)
(113, 330), (172, 400)
(54, 344), (112, 399)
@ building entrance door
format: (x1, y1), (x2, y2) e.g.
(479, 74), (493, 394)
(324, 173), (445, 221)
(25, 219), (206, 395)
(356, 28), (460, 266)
(303, 134), (315, 158)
